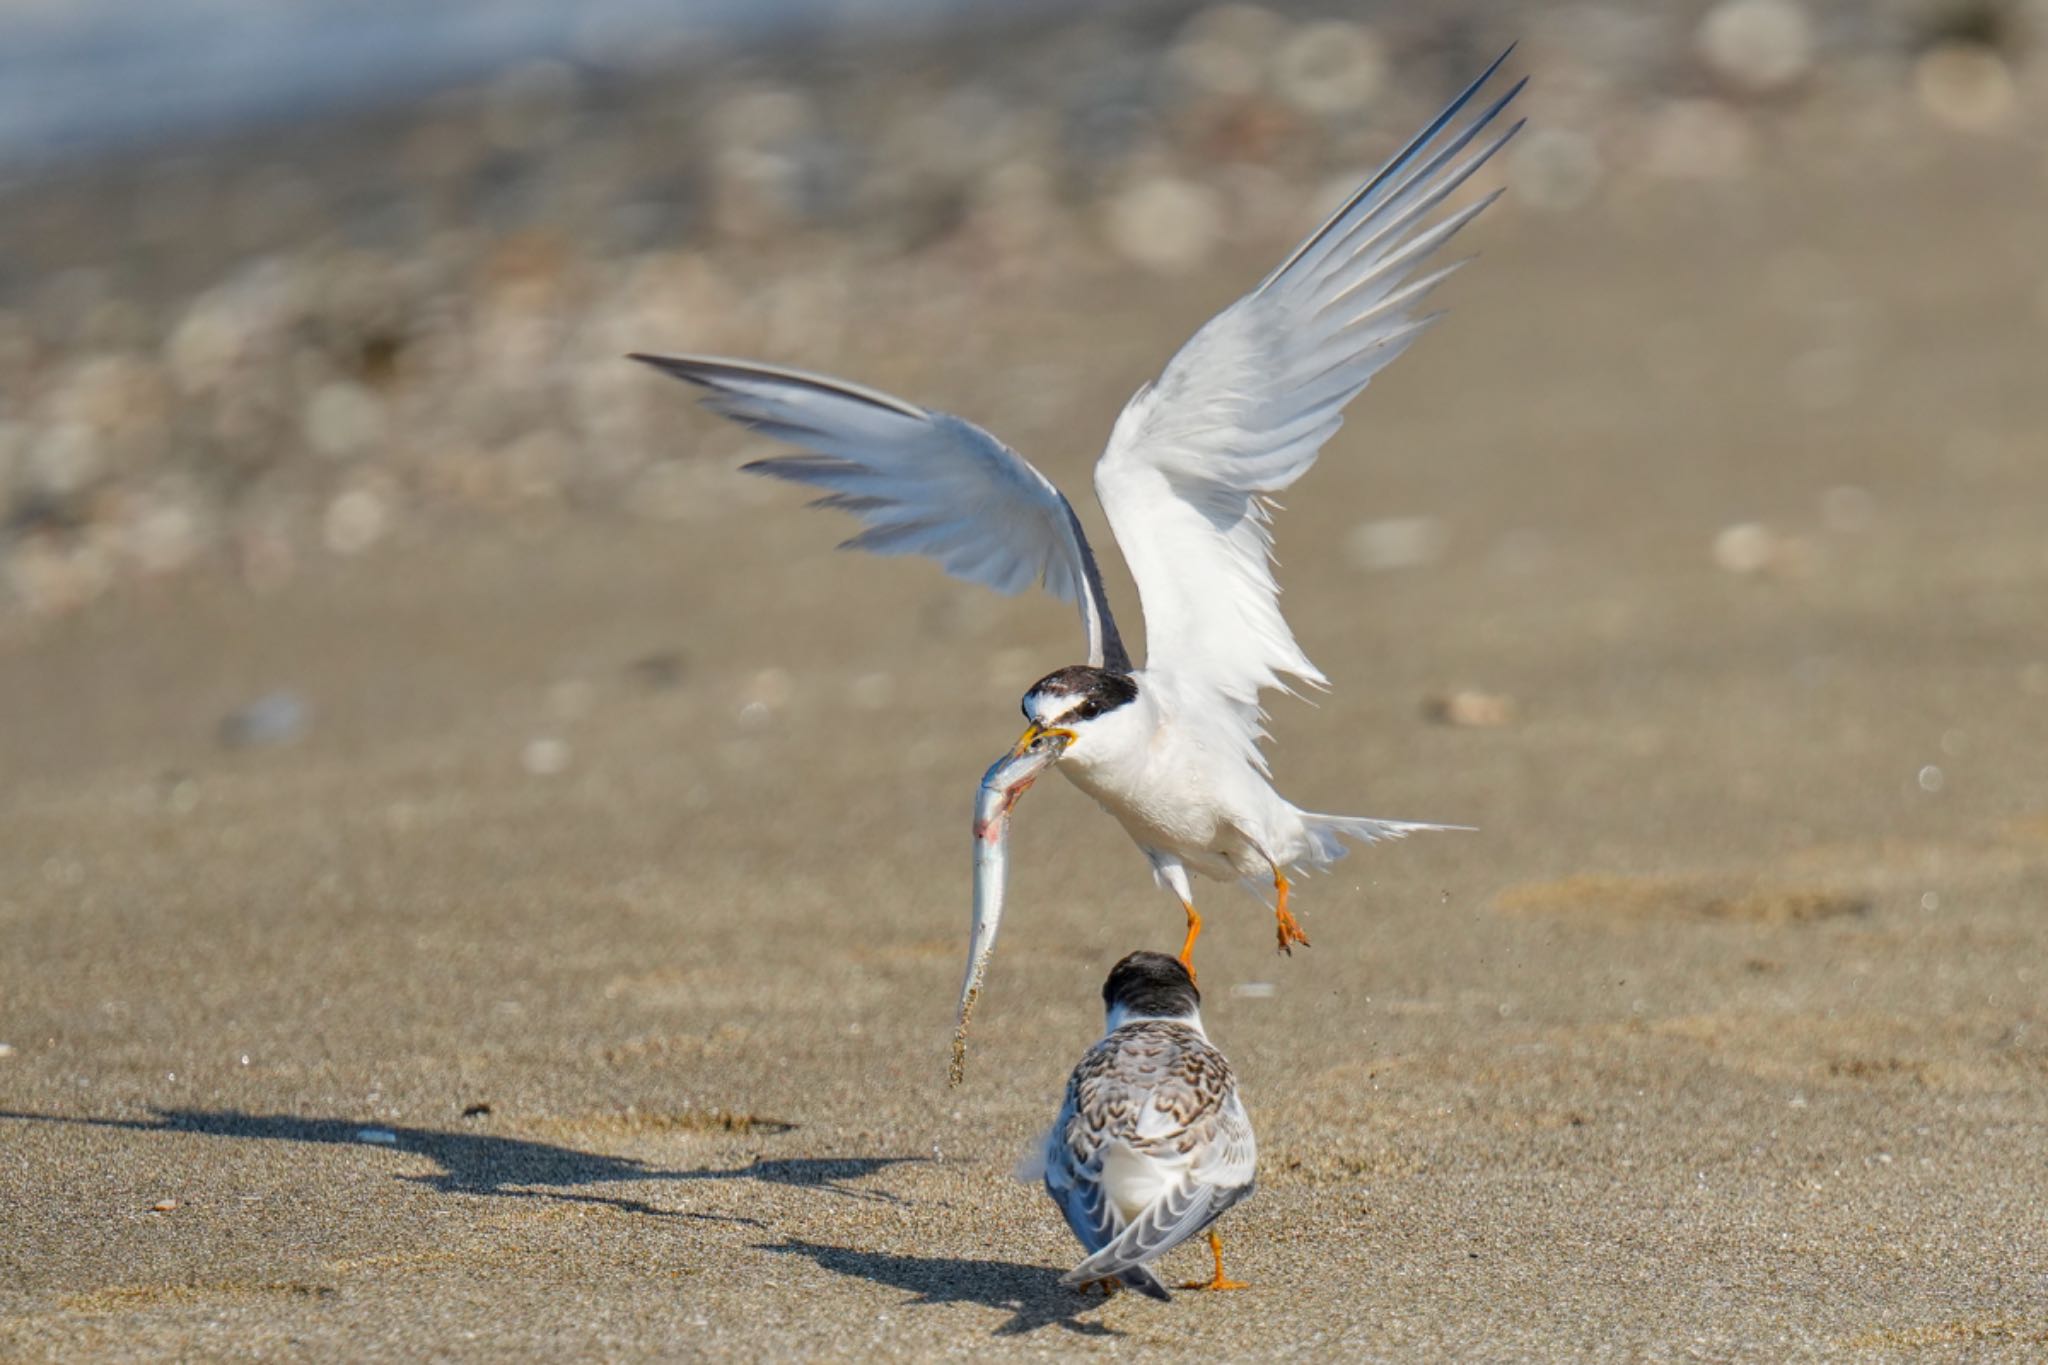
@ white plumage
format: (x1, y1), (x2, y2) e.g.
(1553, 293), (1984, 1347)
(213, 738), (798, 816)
(635, 52), (1522, 965)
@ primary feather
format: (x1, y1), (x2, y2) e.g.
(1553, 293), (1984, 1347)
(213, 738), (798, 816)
(1094, 49), (1524, 758)
(625, 352), (1130, 671)
(633, 54), (1522, 732)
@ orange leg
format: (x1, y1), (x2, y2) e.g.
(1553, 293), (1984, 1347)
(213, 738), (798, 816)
(1273, 871), (1310, 954)
(1177, 900), (1202, 981)
(1178, 1230), (1250, 1292)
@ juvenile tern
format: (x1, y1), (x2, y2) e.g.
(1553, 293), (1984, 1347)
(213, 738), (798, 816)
(1039, 950), (1255, 1299)
(635, 53), (1520, 984)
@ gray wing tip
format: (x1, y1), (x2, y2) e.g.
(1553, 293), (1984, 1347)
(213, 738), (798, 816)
(628, 351), (715, 386)
(1124, 1266), (1173, 1302)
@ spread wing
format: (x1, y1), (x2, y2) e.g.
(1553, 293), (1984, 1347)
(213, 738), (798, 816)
(632, 353), (1130, 670)
(1092, 51), (1524, 759)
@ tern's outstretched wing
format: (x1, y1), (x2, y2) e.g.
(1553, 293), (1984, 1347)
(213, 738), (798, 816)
(632, 353), (1129, 671)
(1092, 51), (1524, 759)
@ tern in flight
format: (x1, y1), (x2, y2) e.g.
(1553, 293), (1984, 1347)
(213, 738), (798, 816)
(635, 52), (1521, 973)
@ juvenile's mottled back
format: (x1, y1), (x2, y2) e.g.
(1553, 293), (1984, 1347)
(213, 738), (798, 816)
(1042, 952), (1256, 1299)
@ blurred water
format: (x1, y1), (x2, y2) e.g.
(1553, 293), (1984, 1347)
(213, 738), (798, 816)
(0, 0), (997, 166)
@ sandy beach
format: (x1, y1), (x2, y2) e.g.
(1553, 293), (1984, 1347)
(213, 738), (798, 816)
(5, 9), (2048, 1358)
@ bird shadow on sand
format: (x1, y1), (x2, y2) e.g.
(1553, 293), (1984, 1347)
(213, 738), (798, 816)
(760, 1238), (1119, 1338)
(0, 1109), (930, 1223)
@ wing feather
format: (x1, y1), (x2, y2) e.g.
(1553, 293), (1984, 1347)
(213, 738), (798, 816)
(1092, 53), (1523, 750)
(633, 353), (1130, 670)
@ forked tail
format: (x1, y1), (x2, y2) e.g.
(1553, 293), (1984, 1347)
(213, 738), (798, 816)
(1300, 812), (1474, 865)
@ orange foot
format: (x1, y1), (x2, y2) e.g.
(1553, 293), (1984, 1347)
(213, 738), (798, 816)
(1076, 1276), (1119, 1298)
(1177, 900), (1202, 985)
(1273, 873), (1309, 954)
(1179, 1231), (1250, 1292)
(1274, 907), (1310, 954)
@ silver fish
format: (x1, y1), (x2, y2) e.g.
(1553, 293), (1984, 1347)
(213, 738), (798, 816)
(951, 729), (1072, 1085)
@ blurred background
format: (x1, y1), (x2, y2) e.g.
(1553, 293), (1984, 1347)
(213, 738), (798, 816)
(3, 2), (2047, 1352)
(0, 0), (2042, 630)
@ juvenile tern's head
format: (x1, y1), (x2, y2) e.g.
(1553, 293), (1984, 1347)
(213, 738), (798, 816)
(1101, 949), (1200, 1030)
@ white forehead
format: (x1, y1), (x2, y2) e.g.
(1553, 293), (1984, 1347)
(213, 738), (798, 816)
(1029, 690), (1088, 722)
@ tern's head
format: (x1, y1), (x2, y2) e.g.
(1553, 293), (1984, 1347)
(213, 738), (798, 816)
(1013, 665), (1139, 760)
(1102, 950), (1200, 1026)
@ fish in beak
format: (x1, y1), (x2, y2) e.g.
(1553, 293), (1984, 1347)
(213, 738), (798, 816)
(951, 725), (1074, 1086)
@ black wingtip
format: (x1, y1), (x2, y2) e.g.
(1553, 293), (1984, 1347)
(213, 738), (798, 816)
(1128, 1272), (1173, 1303)
(628, 352), (713, 388)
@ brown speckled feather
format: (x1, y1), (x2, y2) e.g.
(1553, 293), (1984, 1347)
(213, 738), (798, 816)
(1043, 1019), (1256, 1296)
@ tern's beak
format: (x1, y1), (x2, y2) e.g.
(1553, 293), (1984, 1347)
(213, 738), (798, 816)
(1011, 722), (1075, 760)
(981, 723), (1074, 795)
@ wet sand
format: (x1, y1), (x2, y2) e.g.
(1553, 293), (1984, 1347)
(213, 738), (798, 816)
(5, 136), (2048, 1358)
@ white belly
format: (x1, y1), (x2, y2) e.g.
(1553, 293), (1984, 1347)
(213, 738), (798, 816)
(1060, 743), (1290, 882)
(1049, 675), (1305, 880)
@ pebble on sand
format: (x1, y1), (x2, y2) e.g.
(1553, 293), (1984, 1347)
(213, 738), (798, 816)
(219, 692), (309, 749)
(1269, 20), (1386, 117)
(1511, 128), (1604, 213)
(1711, 522), (1776, 574)
(1712, 522), (1815, 577)
(1102, 176), (1225, 274)
(521, 737), (572, 776)
(1166, 5), (1288, 99)
(355, 1128), (400, 1146)
(1346, 516), (1446, 572)
(323, 486), (392, 557)
(1696, 0), (1814, 94)
(1913, 43), (2015, 132)
(1642, 99), (1755, 180)
(1424, 690), (1517, 728)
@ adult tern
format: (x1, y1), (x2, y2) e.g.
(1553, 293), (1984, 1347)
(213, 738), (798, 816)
(635, 53), (1520, 985)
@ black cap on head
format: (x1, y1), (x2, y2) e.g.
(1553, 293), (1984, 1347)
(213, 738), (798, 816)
(1102, 950), (1200, 1020)
(1022, 666), (1139, 723)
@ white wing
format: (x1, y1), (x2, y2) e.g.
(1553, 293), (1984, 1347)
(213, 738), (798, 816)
(632, 353), (1130, 670)
(1093, 52), (1524, 753)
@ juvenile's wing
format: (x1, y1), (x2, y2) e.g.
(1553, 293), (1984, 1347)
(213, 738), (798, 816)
(1092, 52), (1523, 758)
(1057, 1031), (1257, 1288)
(1042, 1065), (1173, 1301)
(634, 353), (1129, 670)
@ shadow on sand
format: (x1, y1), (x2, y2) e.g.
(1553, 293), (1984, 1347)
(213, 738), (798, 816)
(761, 1238), (1119, 1337)
(0, 1108), (930, 1223)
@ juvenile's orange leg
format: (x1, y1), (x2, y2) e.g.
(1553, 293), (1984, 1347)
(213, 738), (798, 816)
(1177, 901), (1202, 983)
(1178, 1231), (1250, 1292)
(1273, 871), (1310, 954)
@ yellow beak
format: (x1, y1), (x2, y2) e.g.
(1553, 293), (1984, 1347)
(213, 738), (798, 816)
(1011, 722), (1076, 757)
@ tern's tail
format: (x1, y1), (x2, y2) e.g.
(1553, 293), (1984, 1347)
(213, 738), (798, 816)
(1300, 812), (1474, 865)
